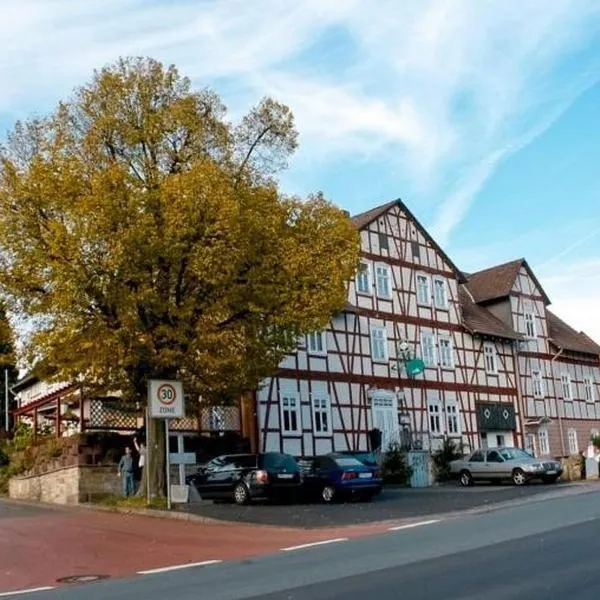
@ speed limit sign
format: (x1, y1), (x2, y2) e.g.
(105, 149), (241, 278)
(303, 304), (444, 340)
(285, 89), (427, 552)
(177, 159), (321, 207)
(149, 379), (185, 418)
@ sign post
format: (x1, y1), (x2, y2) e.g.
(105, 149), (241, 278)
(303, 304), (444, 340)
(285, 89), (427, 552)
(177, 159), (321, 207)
(148, 379), (185, 510)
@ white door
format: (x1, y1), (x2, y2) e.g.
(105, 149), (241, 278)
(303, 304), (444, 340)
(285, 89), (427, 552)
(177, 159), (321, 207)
(371, 395), (399, 451)
(486, 431), (515, 448)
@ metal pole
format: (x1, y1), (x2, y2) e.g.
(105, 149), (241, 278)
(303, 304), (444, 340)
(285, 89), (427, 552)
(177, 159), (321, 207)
(146, 406), (151, 504)
(177, 434), (185, 486)
(165, 419), (171, 510)
(4, 368), (8, 432)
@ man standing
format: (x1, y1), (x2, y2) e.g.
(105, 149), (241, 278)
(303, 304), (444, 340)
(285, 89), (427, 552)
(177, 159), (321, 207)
(117, 446), (135, 497)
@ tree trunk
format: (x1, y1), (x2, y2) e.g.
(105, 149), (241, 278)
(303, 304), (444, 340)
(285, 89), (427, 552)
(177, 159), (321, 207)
(147, 413), (166, 499)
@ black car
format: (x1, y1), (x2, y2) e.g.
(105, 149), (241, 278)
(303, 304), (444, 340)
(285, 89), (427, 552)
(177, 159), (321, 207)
(186, 452), (302, 505)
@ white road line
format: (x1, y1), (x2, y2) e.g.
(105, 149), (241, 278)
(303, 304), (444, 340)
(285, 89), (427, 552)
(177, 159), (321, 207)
(138, 560), (222, 575)
(388, 519), (441, 531)
(0, 587), (56, 598)
(281, 538), (349, 552)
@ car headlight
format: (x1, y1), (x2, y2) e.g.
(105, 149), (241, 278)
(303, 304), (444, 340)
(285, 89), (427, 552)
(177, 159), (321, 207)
(525, 463), (543, 471)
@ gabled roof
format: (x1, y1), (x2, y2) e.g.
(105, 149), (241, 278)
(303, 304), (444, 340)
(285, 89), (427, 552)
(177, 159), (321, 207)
(458, 286), (522, 341)
(465, 258), (550, 305)
(351, 198), (466, 283)
(547, 310), (600, 356)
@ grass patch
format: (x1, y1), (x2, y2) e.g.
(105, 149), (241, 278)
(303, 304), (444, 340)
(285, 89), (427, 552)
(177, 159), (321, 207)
(98, 494), (168, 510)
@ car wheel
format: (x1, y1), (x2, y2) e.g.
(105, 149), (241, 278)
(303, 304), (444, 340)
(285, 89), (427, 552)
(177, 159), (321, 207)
(321, 485), (336, 503)
(459, 470), (473, 487)
(512, 468), (528, 486)
(542, 475), (559, 484)
(233, 483), (251, 505)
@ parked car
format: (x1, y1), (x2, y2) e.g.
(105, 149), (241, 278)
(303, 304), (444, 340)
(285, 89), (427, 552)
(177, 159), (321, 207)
(450, 447), (563, 486)
(186, 452), (302, 505)
(302, 453), (382, 502)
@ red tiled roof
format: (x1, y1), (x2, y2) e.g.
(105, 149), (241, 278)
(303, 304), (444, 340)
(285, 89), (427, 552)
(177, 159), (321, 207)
(458, 286), (522, 341)
(350, 198), (466, 283)
(547, 310), (600, 356)
(465, 258), (550, 305)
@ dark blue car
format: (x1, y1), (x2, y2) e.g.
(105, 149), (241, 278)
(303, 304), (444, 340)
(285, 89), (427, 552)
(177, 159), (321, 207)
(302, 453), (382, 502)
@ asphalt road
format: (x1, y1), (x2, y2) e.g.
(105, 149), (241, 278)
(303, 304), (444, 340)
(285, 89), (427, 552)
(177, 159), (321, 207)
(30, 486), (600, 600)
(182, 481), (577, 527)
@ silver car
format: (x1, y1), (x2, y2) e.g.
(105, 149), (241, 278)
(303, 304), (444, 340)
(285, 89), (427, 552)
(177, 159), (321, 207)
(450, 447), (563, 487)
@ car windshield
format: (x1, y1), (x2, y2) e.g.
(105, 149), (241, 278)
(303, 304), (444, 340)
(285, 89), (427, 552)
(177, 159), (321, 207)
(498, 448), (533, 461)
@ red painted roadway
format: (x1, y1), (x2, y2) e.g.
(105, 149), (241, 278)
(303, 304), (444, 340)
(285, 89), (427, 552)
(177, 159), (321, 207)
(0, 501), (400, 595)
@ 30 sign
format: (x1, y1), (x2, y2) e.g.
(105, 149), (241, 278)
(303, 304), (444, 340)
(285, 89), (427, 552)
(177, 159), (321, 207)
(148, 379), (184, 419)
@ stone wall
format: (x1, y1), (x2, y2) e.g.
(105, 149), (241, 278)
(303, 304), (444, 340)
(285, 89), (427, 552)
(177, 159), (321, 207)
(9, 465), (121, 505)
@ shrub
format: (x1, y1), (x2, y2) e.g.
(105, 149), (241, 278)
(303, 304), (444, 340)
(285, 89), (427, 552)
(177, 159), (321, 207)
(381, 442), (413, 485)
(432, 438), (463, 482)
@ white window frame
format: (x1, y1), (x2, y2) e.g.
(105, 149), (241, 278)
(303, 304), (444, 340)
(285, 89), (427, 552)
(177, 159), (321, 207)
(538, 428), (550, 455)
(280, 390), (301, 435)
(375, 264), (392, 299)
(306, 331), (327, 355)
(584, 377), (595, 403)
(567, 428), (579, 455)
(370, 326), (388, 362)
(483, 343), (497, 375)
(532, 370), (544, 399)
(311, 395), (331, 436)
(428, 401), (442, 436)
(416, 273), (431, 306)
(438, 335), (454, 369)
(524, 312), (537, 338)
(445, 402), (461, 436)
(420, 332), (437, 367)
(432, 277), (448, 309)
(525, 433), (537, 457)
(356, 261), (371, 295)
(561, 373), (572, 401)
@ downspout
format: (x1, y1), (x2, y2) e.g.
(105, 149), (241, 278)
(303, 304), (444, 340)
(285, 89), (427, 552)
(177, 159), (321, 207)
(512, 340), (526, 448)
(551, 345), (566, 457)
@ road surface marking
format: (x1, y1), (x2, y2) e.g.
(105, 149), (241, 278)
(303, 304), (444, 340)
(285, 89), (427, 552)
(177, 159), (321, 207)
(0, 587), (56, 598)
(282, 538), (348, 552)
(388, 519), (441, 531)
(138, 560), (222, 575)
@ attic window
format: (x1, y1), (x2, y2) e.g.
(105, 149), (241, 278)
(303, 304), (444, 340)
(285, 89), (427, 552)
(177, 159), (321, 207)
(411, 241), (420, 259)
(378, 232), (389, 251)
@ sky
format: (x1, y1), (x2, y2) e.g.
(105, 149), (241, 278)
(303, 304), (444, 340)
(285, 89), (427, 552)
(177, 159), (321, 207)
(1, 0), (600, 341)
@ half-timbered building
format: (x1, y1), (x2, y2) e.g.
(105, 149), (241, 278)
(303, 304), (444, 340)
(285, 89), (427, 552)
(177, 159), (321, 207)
(256, 199), (600, 462)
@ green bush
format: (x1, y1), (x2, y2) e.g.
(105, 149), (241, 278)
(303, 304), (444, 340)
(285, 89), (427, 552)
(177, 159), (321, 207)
(432, 438), (463, 482)
(381, 442), (413, 485)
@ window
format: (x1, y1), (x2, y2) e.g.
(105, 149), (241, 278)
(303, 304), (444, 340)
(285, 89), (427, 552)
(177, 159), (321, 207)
(357, 262), (371, 294)
(525, 433), (536, 456)
(568, 429), (579, 455)
(421, 333), (437, 367)
(487, 450), (503, 463)
(411, 241), (420, 260)
(446, 403), (460, 435)
(280, 392), (301, 434)
(524, 313), (536, 337)
(416, 274), (430, 305)
(438, 335), (454, 368)
(370, 326), (388, 361)
(307, 331), (326, 354)
(375, 265), (391, 298)
(532, 370), (544, 398)
(561, 373), (572, 400)
(538, 429), (550, 455)
(378, 232), (389, 251)
(312, 396), (331, 435)
(428, 402), (442, 435)
(469, 450), (485, 462)
(483, 343), (497, 374)
(584, 378), (595, 403)
(433, 277), (448, 309)
(591, 429), (599, 442)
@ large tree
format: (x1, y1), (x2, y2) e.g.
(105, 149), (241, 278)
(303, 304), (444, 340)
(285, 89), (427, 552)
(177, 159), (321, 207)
(0, 57), (360, 496)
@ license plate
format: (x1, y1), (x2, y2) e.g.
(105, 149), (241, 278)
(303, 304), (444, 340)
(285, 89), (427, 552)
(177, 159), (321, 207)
(546, 470), (557, 475)
(358, 473), (373, 479)
(278, 473), (294, 479)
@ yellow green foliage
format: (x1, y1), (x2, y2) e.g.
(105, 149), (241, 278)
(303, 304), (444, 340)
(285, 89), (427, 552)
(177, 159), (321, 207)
(0, 57), (360, 404)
